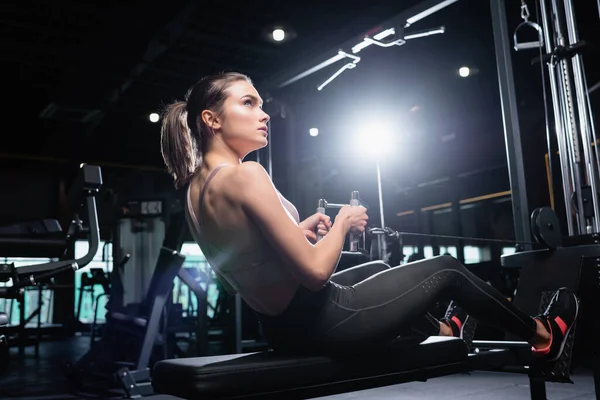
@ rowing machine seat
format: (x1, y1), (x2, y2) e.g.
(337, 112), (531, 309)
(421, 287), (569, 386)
(152, 336), (469, 399)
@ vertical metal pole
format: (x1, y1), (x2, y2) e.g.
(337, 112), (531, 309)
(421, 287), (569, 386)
(376, 161), (385, 228)
(376, 160), (388, 260)
(539, 0), (576, 235)
(563, 0), (600, 232)
(490, 0), (531, 248)
(551, 0), (586, 234)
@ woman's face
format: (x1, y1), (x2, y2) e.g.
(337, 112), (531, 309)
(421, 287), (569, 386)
(217, 80), (270, 155)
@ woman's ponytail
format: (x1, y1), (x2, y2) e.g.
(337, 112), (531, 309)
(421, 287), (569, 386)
(160, 101), (200, 189)
(160, 72), (252, 188)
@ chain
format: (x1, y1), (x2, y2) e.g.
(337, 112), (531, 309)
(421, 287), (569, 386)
(521, 0), (531, 22)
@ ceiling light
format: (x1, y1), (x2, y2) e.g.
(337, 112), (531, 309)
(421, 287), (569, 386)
(458, 66), (470, 78)
(272, 29), (285, 42)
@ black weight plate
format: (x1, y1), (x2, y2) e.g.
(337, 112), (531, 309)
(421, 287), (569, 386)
(530, 208), (542, 244)
(534, 207), (562, 249)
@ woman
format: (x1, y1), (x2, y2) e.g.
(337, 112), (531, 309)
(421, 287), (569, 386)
(160, 71), (578, 361)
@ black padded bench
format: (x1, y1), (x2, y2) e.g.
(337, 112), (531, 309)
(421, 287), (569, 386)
(152, 337), (472, 399)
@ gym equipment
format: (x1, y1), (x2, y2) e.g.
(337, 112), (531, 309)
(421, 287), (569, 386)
(148, 0), (599, 397)
(65, 210), (187, 393)
(315, 191), (370, 269)
(149, 226), (583, 400)
(536, 0), (599, 236)
(530, 207), (562, 249)
(366, 206), (560, 250)
(0, 312), (8, 370)
(0, 164), (102, 356)
(513, 0), (544, 51)
(505, 0), (600, 389)
(116, 199), (167, 307)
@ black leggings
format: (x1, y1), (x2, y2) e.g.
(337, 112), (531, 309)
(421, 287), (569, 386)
(258, 255), (537, 354)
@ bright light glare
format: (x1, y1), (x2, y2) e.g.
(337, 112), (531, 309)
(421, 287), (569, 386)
(149, 113), (160, 123)
(272, 29), (285, 42)
(356, 124), (396, 157)
(458, 66), (470, 78)
(309, 128), (319, 137)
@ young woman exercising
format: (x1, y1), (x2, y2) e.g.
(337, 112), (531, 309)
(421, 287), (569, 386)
(160, 72), (578, 360)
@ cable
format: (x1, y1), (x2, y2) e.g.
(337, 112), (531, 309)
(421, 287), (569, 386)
(536, 0), (555, 210)
(369, 228), (537, 246)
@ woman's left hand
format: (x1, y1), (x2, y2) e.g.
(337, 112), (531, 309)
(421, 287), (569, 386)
(299, 212), (332, 244)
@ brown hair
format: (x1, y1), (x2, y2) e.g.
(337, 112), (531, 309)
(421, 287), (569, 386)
(160, 72), (252, 188)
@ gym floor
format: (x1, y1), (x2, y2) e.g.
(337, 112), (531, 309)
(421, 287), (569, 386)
(0, 336), (595, 400)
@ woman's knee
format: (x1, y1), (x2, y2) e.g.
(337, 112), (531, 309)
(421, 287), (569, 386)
(434, 254), (466, 271)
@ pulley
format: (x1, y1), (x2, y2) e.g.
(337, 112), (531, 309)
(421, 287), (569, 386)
(530, 207), (562, 249)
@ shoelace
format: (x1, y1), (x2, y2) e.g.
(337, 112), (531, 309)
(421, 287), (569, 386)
(543, 290), (562, 317)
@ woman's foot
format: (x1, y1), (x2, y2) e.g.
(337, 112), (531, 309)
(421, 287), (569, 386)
(441, 301), (477, 350)
(531, 287), (579, 362)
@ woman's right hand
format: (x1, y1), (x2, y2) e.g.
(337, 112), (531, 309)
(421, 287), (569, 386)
(335, 205), (369, 234)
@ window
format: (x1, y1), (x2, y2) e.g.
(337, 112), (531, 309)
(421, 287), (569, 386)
(463, 246), (491, 264)
(424, 246), (434, 259)
(439, 246), (458, 258)
(74, 241), (112, 324)
(502, 247), (517, 255)
(402, 246), (419, 263)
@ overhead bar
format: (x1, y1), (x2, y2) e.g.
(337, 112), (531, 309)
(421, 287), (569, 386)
(268, 0), (459, 90)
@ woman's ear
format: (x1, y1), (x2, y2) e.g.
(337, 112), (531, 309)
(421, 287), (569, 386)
(201, 110), (221, 131)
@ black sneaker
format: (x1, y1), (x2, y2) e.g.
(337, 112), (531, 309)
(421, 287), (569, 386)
(532, 287), (579, 362)
(442, 301), (477, 350)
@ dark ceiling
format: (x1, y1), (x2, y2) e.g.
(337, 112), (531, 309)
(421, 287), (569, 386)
(4, 0), (600, 180)
(5, 0), (419, 163)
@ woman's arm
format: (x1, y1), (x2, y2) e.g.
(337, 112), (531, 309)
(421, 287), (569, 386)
(227, 162), (350, 291)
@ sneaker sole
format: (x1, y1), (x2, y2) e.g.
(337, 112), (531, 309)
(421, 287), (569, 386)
(547, 291), (579, 363)
(460, 315), (477, 351)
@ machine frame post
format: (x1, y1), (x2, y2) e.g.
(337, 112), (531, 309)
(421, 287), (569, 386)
(489, 0), (532, 248)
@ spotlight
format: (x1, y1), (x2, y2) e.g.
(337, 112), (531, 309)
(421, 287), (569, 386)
(272, 29), (285, 42)
(458, 66), (470, 78)
(149, 113), (159, 123)
(309, 128), (319, 137)
(356, 123), (396, 157)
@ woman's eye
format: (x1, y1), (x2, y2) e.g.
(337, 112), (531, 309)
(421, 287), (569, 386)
(244, 100), (253, 106)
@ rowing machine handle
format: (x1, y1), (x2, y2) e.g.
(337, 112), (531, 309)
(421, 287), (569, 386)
(349, 191), (361, 252)
(316, 199), (327, 242)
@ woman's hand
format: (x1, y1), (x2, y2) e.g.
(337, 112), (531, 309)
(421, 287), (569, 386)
(299, 212), (332, 244)
(335, 205), (368, 234)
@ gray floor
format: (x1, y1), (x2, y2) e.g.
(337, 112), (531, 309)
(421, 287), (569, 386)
(318, 370), (597, 399)
(0, 333), (596, 399)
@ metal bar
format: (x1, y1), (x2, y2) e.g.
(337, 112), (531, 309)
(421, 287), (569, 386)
(529, 378), (548, 400)
(266, 0), (459, 89)
(539, 0), (575, 235)
(376, 161), (385, 228)
(490, 0), (532, 248)
(563, 0), (600, 232)
(551, 0), (587, 234)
